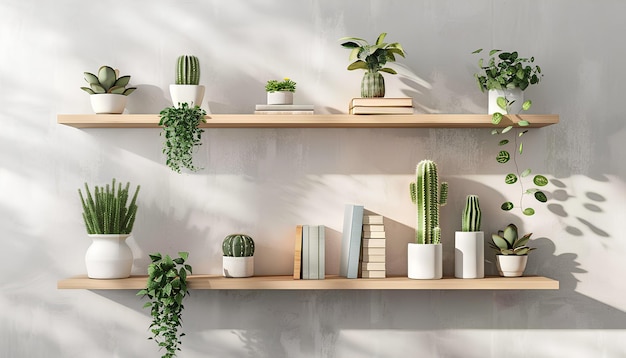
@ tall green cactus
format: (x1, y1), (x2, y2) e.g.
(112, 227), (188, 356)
(176, 55), (200, 85)
(409, 160), (448, 244)
(461, 195), (481, 232)
(222, 234), (255, 257)
(78, 179), (140, 234)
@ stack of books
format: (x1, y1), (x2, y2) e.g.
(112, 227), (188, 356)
(349, 97), (414, 115)
(255, 104), (315, 115)
(360, 215), (386, 278)
(293, 225), (325, 280)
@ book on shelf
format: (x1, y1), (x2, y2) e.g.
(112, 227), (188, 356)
(362, 247), (385, 256)
(361, 253), (385, 262)
(339, 204), (364, 279)
(359, 213), (386, 278)
(361, 262), (386, 271)
(349, 106), (414, 115)
(294, 225), (325, 280)
(361, 270), (386, 278)
(363, 215), (384, 225)
(302, 225), (310, 279)
(318, 225), (325, 280)
(363, 238), (386, 248)
(350, 97), (413, 108)
(254, 111), (314, 115)
(256, 104), (315, 111)
(293, 225), (303, 279)
(363, 224), (385, 232)
(363, 231), (386, 239)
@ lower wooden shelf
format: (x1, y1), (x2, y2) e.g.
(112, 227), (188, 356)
(57, 275), (559, 290)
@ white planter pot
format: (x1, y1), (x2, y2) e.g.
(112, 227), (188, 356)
(89, 94), (127, 114)
(496, 255), (528, 277)
(85, 234), (133, 279)
(407, 243), (442, 280)
(267, 91), (293, 105)
(223, 256), (254, 278)
(170, 84), (205, 108)
(488, 88), (523, 114)
(454, 231), (484, 279)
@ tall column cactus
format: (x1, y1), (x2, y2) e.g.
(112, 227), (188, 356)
(461, 195), (481, 232)
(176, 55), (200, 85)
(410, 160), (448, 244)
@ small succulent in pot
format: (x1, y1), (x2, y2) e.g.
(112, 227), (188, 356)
(265, 78), (297, 93)
(222, 234), (255, 278)
(489, 223), (535, 256)
(80, 65), (136, 95)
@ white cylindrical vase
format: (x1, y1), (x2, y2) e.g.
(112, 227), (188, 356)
(454, 231), (484, 279)
(85, 234), (133, 279)
(170, 84), (205, 108)
(488, 88), (523, 114)
(407, 243), (442, 280)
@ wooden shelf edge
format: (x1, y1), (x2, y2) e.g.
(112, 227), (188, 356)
(57, 114), (559, 129)
(57, 275), (559, 290)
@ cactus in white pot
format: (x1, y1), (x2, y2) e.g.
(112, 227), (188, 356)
(455, 195), (485, 279)
(222, 234), (255, 278)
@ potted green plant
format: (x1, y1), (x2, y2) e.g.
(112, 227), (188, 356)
(137, 252), (192, 358)
(454, 195), (484, 279)
(472, 49), (542, 114)
(489, 223), (535, 277)
(340, 32), (406, 98)
(80, 65), (136, 114)
(408, 160), (448, 280)
(159, 102), (207, 173)
(169, 55), (205, 108)
(78, 179), (140, 279)
(222, 234), (255, 278)
(265, 78), (296, 105)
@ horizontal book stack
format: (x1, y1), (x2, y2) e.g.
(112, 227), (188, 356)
(255, 104), (315, 115)
(293, 225), (325, 280)
(349, 97), (414, 115)
(360, 215), (386, 278)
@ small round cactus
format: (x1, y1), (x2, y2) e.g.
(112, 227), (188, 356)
(222, 234), (255, 257)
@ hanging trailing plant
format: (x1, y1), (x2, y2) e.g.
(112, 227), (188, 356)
(159, 103), (207, 173)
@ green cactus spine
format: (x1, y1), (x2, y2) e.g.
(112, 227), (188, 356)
(361, 72), (385, 98)
(222, 234), (255, 257)
(78, 179), (140, 234)
(409, 160), (448, 244)
(176, 55), (200, 85)
(461, 195), (481, 232)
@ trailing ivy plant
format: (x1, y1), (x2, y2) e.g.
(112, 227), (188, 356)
(137, 252), (192, 358)
(159, 103), (207, 173)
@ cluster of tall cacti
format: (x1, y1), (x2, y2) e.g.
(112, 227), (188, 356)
(410, 160), (448, 244)
(222, 234), (255, 257)
(176, 55), (200, 85)
(78, 179), (140, 234)
(461, 195), (482, 232)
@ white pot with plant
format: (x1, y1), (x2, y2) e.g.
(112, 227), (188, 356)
(265, 78), (296, 105)
(222, 234), (255, 278)
(490, 223), (535, 277)
(170, 55), (205, 108)
(81, 65), (136, 114)
(407, 160), (448, 280)
(340, 32), (406, 98)
(455, 195), (484, 279)
(78, 179), (140, 279)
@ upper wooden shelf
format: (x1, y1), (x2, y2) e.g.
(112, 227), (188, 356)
(57, 275), (559, 290)
(57, 114), (559, 129)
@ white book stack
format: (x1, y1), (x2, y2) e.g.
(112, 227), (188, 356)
(360, 215), (386, 278)
(255, 104), (315, 115)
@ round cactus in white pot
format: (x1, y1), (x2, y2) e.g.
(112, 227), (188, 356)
(222, 234), (255, 278)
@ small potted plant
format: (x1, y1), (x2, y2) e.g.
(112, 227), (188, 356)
(472, 49), (542, 114)
(265, 78), (296, 105)
(78, 179), (140, 279)
(222, 234), (255, 278)
(489, 223), (535, 277)
(340, 32), (406, 98)
(407, 160), (448, 280)
(170, 55), (205, 108)
(159, 103), (207, 173)
(137, 252), (192, 358)
(80, 65), (136, 114)
(454, 195), (484, 279)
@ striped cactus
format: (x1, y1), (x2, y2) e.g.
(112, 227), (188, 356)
(361, 72), (385, 98)
(176, 55), (200, 85)
(461, 195), (482, 232)
(222, 234), (255, 257)
(409, 160), (448, 244)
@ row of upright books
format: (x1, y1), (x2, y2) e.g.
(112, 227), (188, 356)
(293, 225), (325, 279)
(349, 97), (413, 115)
(339, 204), (386, 279)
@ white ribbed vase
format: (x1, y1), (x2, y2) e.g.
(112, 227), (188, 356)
(85, 234), (133, 279)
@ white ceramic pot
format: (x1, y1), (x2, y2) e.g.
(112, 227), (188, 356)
(488, 88), (523, 114)
(267, 91), (293, 105)
(170, 84), (205, 108)
(496, 255), (528, 277)
(454, 231), (484, 279)
(85, 234), (133, 279)
(407, 243), (442, 280)
(223, 256), (254, 278)
(89, 94), (127, 114)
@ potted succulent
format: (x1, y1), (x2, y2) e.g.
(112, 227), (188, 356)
(265, 78), (296, 105)
(159, 102), (207, 173)
(137, 252), (192, 358)
(454, 195), (484, 279)
(170, 55), (205, 108)
(80, 65), (136, 114)
(78, 179), (140, 279)
(489, 223), (535, 277)
(222, 234), (255, 278)
(340, 32), (406, 98)
(472, 49), (542, 114)
(408, 160), (448, 279)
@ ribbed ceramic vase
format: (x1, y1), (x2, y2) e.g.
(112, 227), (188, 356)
(361, 72), (385, 98)
(85, 234), (133, 279)
(454, 231), (485, 279)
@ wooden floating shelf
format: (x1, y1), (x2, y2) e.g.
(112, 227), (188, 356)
(57, 114), (559, 129)
(58, 275), (559, 290)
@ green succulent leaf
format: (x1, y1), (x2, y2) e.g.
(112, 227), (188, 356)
(491, 234), (510, 250)
(533, 175), (549, 186)
(496, 150), (510, 163)
(535, 191), (548, 202)
(83, 72), (99, 85)
(523, 207), (536, 216)
(501, 202), (514, 211)
(515, 247), (531, 255)
(505, 173), (518, 184)
(80, 87), (95, 94)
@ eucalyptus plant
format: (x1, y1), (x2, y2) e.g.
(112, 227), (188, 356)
(159, 103), (207, 173)
(78, 179), (140, 234)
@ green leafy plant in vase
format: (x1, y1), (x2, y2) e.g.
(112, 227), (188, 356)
(265, 78), (297, 105)
(159, 103), (207, 173)
(340, 32), (406, 98)
(489, 223), (535, 277)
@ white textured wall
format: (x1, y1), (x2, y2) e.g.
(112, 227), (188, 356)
(1, 0), (626, 357)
